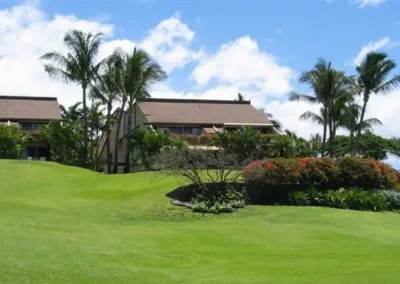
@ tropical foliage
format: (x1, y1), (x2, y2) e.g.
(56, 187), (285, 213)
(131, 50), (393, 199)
(291, 52), (400, 158)
(0, 125), (28, 159)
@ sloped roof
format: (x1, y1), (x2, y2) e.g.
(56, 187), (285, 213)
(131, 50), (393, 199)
(137, 98), (272, 125)
(0, 96), (61, 120)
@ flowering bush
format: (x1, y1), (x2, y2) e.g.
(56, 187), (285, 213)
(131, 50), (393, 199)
(242, 158), (399, 190)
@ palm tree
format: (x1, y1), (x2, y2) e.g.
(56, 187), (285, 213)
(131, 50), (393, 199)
(290, 59), (353, 156)
(90, 57), (120, 174)
(259, 108), (283, 132)
(268, 135), (297, 158)
(354, 52), (400, 153)
(310, 133), (322, 156)
(111, 48), (166, 173)
(40, 30), (103, 166)
(339, 103), (382, 151)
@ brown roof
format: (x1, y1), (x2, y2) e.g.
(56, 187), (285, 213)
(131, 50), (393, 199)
(0, 96), (61, 121)
(137, 98), (272, 126)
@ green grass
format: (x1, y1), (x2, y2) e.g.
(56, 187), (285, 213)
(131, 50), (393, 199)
(1, 160), (400, 283)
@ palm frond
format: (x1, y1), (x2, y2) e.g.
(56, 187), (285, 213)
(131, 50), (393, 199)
(289, 92), (317, 103)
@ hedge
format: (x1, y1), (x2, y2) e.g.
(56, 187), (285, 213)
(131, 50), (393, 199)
(242, 157), (400, 190)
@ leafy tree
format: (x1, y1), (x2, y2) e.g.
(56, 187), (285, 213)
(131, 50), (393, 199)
(129, 129), (186, 170)
(110, 48), (166, 173)
(212, 127), (262, 162)
(40, 30), (103, 166)
(0, 125), (28, 159)
(44, 120), (84, 166)
(334, 132), (390, 160)
(354, 52), (400, 153)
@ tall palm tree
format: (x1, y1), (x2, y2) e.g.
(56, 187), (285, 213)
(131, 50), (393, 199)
(40, 30), (103, 167)
(111, 48), (166, 173)
(90, 57), (120, 174)
(354, 52), (400, 153)
(290, 59), (353, 156)
(339, 103), (382, 152)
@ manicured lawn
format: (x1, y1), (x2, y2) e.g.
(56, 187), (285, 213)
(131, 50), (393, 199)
(1, 160), (400, 283)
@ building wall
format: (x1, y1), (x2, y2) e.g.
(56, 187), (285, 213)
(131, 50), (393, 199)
(99, 104), (149, 172)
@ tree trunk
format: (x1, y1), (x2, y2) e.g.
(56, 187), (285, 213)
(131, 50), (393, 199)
(321, 113), (327, 158)
(123, 112), (132, 173)
(106, 102), (112, 174)
(82, 86), (88, 167)
(353, 94), (369, 156)
(112, 98), (127, 173)
(90, 100), (94, 169)
(328, 108), (334, 157)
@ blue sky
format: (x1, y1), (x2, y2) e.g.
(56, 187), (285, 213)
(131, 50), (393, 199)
(0, 0), (399, 164)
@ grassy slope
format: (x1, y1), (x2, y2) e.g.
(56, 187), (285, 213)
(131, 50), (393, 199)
(1, 160), (400, 283)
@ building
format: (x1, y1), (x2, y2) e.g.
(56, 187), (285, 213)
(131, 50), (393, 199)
(0, 96), (62, 160)
(99, 98), (279, 173)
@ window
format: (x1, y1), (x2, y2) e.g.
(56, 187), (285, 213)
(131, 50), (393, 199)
(192, 128), (202, 135)
(170, 127), (182, 135)
(183, 127), (192, 134)
(19, 123), (46, 130)
(183, 127), (202, 135)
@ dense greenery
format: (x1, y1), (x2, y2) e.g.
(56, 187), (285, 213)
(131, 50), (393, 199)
(289, 188), (390, 212)
(44, 103), (106, 168)
(0, 125), (28, 159)
(2, 160), (400, 283)
(129, 129), (187, 170)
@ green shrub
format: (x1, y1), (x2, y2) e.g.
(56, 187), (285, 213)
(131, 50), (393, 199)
(192, 201), (234, 214)
(191, 183), (247, 214)
(381, 190), (400, 210)
(288, 189), (325, 206)
(288, 191), (310, 206)
(324, 189), (388, 212)
(289, 188), (389, 212)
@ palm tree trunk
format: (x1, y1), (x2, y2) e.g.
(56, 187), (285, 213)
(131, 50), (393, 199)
(353, 95), (369, 156)
(113, 99), (127, 173)
(123, 112), (132, 173)
(106, 102), (112, 174)
(321, 115), (327, 157)
(82, 85), (88, 167)
(328, 109), (334, 157)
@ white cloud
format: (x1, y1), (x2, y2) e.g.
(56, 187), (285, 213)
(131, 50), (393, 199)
(356, 0), (385, 8)
(192, 36), (293, 97)
(353, 37), (391, 66)
(276, 29), (283, 35)
(139, 13), (203, 72)
(0, 2), (202, 107)
(0, 1), (113, 107)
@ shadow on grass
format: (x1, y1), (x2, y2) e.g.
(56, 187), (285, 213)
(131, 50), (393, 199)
(166, 182), (309, 205)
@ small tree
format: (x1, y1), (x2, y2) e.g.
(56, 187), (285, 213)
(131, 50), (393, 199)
(0, 125), (28, 159)
(152, 149), (244, 192)
(129, 129), (188, 170)
(211, 127), (262, 162)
